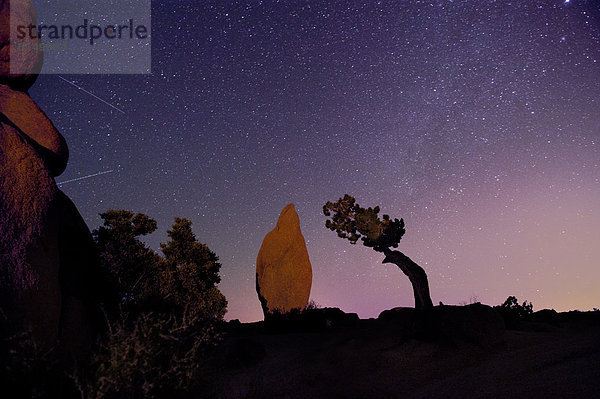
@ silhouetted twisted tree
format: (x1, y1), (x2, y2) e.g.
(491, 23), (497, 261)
(323, 194), (433, 311)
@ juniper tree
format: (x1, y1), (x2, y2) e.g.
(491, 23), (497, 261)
(93, 210), (161, 314)
(323, 194), (433, 311)
(160, 217), (227, 323)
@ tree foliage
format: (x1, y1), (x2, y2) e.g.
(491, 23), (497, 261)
(93, 210), (161, 314)
(323, 194), (405, 252)
(159, 217), (227, 322)
(84, 211), (227, 399)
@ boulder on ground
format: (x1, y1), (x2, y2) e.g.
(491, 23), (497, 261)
(302, 307), (359, 329)
(436, 303), (505, 345)
(378, 303), (505, 346)
(378, 307), (416, 323)
(532, 309), (560, 324)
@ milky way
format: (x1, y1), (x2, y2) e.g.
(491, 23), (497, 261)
(31, 0), (599, 321)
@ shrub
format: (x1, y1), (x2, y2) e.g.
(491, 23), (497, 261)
(0, 329), (67, 398)
(494, 296), (533, 329)
(81, 312), (220, 399)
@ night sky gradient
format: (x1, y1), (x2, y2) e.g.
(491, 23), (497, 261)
(30, 0), (599, 322)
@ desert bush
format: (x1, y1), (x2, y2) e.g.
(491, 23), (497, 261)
(0, 303), (88, 398)
(80, 312), (220, 399)
(304, 300), (321, 310)
(458, 296), (480, 306)
(494, 296), (533, 329)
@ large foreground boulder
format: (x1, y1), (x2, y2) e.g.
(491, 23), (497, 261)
(256, 204), (312, 318)
(0, 0), (101, 358)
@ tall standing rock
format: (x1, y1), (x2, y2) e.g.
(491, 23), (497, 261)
(256, 204), (312, 318)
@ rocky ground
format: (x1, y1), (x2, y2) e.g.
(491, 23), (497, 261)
(204, 307), (600, 398)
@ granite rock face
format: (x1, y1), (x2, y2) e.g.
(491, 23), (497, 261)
(0, 0), (44, 90)
(256, 204), (312, 318)
(0, 0), (100, 356)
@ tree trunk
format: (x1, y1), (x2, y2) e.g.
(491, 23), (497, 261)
(382, 248), (433, 311)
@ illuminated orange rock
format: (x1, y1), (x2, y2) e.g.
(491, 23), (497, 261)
(256, 204), (312, 318)
(0, 0), (100, 355)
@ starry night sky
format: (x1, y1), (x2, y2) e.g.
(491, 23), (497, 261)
(30, 0), (599, 322)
